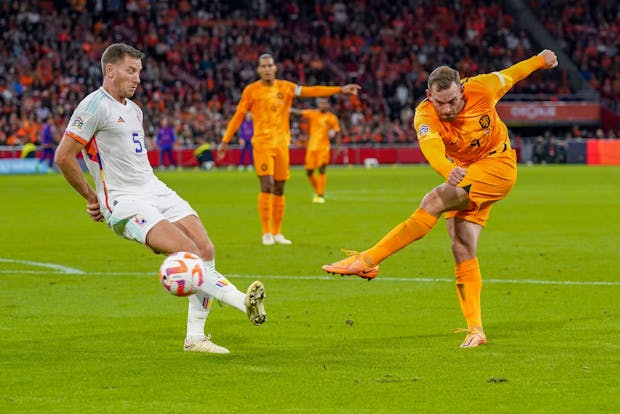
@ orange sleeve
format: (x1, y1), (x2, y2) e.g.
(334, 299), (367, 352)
(222, 86), (253, 143)
(485, 55), (546, 101)
(499, 55), (546, 85)
(299, 86), (341, 98)
(419, 135), (455, 179)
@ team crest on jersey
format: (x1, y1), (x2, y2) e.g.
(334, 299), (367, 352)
(479, 114), (490, 128)
(117, 117), (125, 123)
(418, 124), (430, 136)
(72, 116), (85, 129)
(277, 92), (283, 99)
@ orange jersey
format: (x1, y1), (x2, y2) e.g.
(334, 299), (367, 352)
(301, 109), (340, 152)
(223, 79), (297, 149)
(415, 55), (546, 178)
(222, 82), (341, 150)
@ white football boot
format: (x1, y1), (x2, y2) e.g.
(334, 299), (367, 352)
(273, 234), (292, 245)
(262, 233), (275, 245)
(183, 335), (230, 354)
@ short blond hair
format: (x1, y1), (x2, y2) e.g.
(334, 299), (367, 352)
(427, 66), (460, 91)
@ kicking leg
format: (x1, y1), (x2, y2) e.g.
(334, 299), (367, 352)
(323, 183), (469, 279)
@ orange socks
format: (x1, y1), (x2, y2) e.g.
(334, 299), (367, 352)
(258, 192), (272, 234)
(365, 208), (438, 264)
(272, 195), (285, 235)
(455, 257), (483, 329)
(307, 173), (319, 194)
(258, 193), (286, 235)
(307, 172), (327, 196)
(316, 173), (327, 196)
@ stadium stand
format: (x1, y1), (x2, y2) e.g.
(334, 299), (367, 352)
(0, 0), (617, 164)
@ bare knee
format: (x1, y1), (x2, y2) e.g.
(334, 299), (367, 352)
(259, 175), (274, 193)
(197, 239), (215, 261)
(420, 184), (469, 215)
(419, 190), (443, 215)
(273, 180), (286, 196)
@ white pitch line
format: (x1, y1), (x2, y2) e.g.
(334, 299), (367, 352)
(0, 258), (85, 274)
(1, 267), (618, 286)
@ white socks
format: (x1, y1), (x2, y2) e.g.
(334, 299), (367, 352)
(186, 259), (247, 340)
(186, 292), (211, 339)
(195, 259), (246, 312)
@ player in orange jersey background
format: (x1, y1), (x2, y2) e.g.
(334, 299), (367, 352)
(218, 53), (360, 246)
(323, 50), (558, 348)
(291, 97), (341, 204)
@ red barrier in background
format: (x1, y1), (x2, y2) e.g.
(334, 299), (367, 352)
(0, 145), (427, 167)
(4, 141), (618, 167)
(586, 139), (620, 165)
(189, 145), (427, 168)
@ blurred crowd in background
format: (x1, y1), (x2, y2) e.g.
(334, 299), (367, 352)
(0, 0), (618, 164)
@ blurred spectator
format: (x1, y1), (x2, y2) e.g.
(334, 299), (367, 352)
(193, 139), (215, 170)
(38, 116), (56, 168)
(156, 117), (177, 169)
(530, 0), (620, 111)
(0, 0), (616, 154)
(20, 141), (37, 159)
(238, 113), (254, 170)
(532, 136), (547, 164)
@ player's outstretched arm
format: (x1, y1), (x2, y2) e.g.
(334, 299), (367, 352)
(538, 49), (558, 70)
(299, 84), (362, 98)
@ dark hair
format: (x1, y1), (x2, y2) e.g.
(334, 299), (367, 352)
(101, 43), (144, 75)
(427, 66), (460, 91)
(258, 53), (274, 65)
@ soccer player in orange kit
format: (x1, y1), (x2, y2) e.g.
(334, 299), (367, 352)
(291, 98), (341, 203)
(218, 54), (360, 246)
(323, 50), (558, 348)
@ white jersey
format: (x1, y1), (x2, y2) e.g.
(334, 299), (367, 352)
(64, 87), (164, 213)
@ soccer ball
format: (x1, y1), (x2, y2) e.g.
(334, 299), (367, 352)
(159, 252), (204, 296)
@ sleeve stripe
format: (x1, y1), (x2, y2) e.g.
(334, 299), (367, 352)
(64, 131), (88, 145)
(492, 71), (506, 87)
(294, 85), (302, 96)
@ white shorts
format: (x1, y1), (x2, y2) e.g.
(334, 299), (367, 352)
(104, 186), (197, 244)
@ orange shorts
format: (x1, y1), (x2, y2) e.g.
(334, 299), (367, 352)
(253, 146), (290, 181)
(305, 148), (330, 170)
(445, 150), (517, 227)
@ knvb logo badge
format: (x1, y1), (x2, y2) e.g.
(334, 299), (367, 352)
(72, 116), (85, 129)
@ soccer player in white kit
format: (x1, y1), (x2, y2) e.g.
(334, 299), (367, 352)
(55, 43), (266, 354)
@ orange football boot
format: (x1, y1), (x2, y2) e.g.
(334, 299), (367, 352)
(322, 250), (379, 280)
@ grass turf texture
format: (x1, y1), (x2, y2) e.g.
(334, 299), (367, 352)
(1, 165), (619, 413)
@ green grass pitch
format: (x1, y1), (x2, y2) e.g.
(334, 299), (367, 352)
(1, 165), (619, 413)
